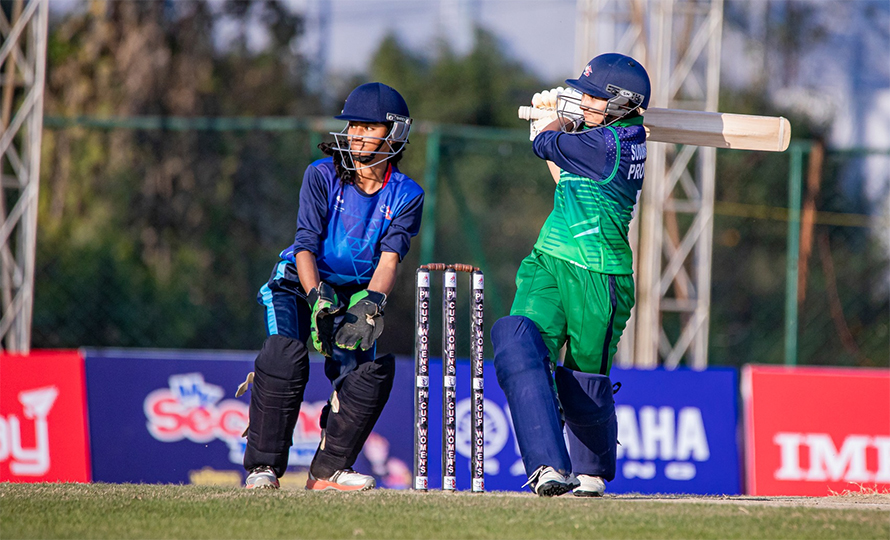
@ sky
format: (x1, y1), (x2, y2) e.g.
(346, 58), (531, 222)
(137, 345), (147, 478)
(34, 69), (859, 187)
(297, 1), (890, 148)
(292, 0), (579, 84)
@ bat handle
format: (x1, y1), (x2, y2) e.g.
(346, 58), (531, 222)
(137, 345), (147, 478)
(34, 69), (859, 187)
(518, 106), (553, 121)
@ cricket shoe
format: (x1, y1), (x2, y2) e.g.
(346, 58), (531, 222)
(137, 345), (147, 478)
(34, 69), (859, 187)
(306, 469), (375, 491)
(245, 466), (279, 489)
(523, 465), (580, 497)
(573, 475), (606, 497)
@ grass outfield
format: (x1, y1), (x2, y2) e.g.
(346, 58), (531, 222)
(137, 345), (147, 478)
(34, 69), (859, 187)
(1, 483), (888, 540)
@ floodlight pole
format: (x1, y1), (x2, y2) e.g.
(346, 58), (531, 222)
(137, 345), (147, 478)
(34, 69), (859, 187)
(575, 0), (724, 369)
(1, 0), (49, 352)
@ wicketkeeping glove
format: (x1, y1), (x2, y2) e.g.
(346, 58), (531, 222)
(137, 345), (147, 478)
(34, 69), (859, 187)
(334, 290), (387, 351)
(307, 282), (343, 357)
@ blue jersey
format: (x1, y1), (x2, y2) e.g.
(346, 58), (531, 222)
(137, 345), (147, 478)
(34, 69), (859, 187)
(281, 157), (424, 287)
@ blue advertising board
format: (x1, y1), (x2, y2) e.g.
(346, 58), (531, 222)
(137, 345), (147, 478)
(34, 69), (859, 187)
(422, 362), (740, 494)
(84, 349), (739, 494)
(608, 367), (740, 495)
(84, 348), (413, 489)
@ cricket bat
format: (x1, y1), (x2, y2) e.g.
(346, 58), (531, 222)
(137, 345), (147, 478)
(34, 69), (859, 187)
(518, 106), (791, 152)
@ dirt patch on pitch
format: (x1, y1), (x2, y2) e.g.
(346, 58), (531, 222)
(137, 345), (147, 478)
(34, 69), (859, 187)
(609, 491), (890, 511)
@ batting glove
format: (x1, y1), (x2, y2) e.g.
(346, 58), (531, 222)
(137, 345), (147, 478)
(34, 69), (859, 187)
(529, 111), (558, 141)
(334, 290), (387, 351)
(307, 282), (343, 357)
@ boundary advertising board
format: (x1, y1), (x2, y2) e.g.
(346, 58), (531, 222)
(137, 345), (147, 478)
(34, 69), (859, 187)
(743, 365), (890, 496)
(0, 350), (91, 482)
(83, 349), (740, 494)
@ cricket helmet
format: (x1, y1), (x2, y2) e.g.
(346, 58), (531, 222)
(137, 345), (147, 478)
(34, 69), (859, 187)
(335, 82), (412, 143)
(330, 82), (413, 170)
(565, 53), (651, 115)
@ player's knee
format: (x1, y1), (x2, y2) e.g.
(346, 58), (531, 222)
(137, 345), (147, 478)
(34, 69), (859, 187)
(311, 354), (395, 477)
(492, 316), (550, 380)
(555, 366), (615, 425)
(254, 334), (310, 382)
(556, 366), (618, 480)
(338, 354), (395, 409)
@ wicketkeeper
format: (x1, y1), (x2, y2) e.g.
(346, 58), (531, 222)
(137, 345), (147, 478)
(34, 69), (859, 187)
(241, 82), (424, 490)
(493, 53), (650, 497)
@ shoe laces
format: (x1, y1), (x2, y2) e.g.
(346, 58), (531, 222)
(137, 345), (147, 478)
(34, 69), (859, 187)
(522, 466), (547, 489)
(250, 465), (274, 476)
(331, 468), (363, 481)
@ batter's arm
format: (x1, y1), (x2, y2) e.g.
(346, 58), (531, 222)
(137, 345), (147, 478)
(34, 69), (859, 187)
(536, 118), (572, 183)
(546, 161), (561, 183)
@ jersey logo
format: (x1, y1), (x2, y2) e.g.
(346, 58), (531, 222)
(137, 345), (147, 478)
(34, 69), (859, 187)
(573, 227), (600, 238)
(570, 216), (600, 238)
(379, 204), (393, 220)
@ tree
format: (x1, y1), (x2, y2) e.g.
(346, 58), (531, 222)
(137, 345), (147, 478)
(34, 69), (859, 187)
(36, 0), (314, 348)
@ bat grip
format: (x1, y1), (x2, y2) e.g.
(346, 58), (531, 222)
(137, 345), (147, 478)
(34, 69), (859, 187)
(517, 106), (554, 121)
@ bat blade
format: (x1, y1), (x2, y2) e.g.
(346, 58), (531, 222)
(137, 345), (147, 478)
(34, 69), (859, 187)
(517, 106), (792, 152)
(643, 108), (791, 152)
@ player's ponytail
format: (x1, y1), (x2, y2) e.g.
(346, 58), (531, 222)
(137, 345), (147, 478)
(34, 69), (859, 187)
(317, 141), (356, 185)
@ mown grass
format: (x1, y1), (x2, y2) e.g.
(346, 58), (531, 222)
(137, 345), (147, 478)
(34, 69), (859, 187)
(1, 483), (887, 540)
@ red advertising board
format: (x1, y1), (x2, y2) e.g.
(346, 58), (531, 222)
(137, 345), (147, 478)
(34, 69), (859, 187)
(743, 365), (890, 496)
(0, 350), (91, 482)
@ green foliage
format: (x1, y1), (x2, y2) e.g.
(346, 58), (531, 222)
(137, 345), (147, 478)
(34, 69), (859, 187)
(706, 86), (889, 368)
(36, 0), (316, 350)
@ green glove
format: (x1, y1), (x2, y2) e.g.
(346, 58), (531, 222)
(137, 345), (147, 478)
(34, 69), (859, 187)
(334, 290), (386, 351)
(307, 282), (343, 357)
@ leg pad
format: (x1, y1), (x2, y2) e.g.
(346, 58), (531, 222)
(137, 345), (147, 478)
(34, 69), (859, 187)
(555, 366), (617, 481)
(492, 316), (571, 476)
(310, 354), (395, 478)
(244, 335), (310, 477)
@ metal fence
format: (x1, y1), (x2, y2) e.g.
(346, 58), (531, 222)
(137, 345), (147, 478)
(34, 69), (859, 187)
(31, 117), (890, 368)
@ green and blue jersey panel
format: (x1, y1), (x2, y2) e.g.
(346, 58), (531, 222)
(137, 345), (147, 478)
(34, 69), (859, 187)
(531, 118), (646, 274)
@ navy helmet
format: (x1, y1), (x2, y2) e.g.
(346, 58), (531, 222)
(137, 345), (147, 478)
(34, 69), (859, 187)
(565, 53), (651, 113)
(330, 82), (413, 170)
(335, 82), (411, 143)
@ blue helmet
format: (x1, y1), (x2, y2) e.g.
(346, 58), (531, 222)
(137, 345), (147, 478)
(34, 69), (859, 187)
(330, 82), (413, 170)
(335, 82), (412, 143)
(565, 53), (651, 114)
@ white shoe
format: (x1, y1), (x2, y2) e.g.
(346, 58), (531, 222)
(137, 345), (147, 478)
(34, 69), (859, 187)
(306, 469), (375, 491)
(523, 465), (579, 497)
(245, 466), (279, 489)
(573, 474), (606, 497)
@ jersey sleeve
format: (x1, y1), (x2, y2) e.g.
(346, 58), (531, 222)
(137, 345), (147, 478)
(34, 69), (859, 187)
(532, 129), (609, 180)
(379, 191), (424, 261)
(292, 164), (329, 255)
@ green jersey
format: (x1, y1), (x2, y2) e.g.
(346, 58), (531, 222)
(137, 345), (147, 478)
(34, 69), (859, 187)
(531, 119), (647, 274)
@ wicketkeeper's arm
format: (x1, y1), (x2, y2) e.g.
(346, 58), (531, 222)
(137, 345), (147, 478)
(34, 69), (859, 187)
(367, 251), (400, 296)
(295, 249), (321, 292)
